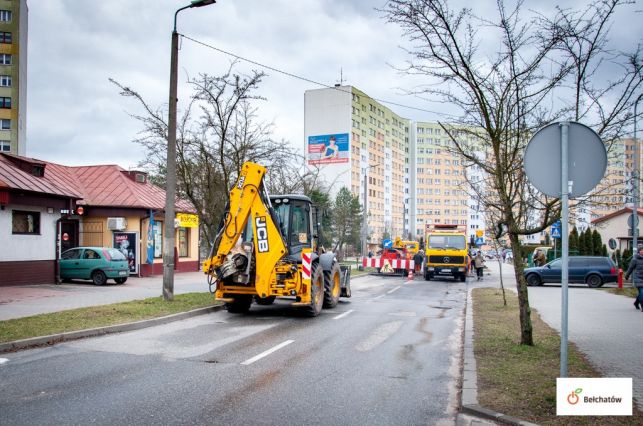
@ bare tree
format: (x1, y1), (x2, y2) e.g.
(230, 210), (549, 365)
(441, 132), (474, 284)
(111, 63), (300, 249)
(383, 0), (641, 345)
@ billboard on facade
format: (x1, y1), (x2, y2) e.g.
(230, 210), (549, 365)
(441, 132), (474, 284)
(113, 231), (139, 275)
(307, 133), (349, 165)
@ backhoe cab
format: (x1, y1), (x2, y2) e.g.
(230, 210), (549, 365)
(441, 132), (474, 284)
(203, 162), (351, 316)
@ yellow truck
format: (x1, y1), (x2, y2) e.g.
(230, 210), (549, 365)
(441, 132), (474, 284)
(202, 162), (351, 316)
(423, 224), (468, 282)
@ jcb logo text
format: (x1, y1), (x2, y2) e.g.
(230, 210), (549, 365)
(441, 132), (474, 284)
(256, 216), (269, 252)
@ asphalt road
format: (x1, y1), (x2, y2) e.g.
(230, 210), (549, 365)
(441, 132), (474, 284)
(0, 274), (468, 425)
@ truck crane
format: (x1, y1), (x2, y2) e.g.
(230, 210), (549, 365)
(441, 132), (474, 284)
(202, 162), (351, 316)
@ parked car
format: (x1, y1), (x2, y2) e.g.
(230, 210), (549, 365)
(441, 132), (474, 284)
(60, 247), (129, 285)
(523, 256), (617, 288)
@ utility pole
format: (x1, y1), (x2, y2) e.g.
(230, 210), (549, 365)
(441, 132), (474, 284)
(164, 0), (216, 301)
(633, 93), (642, 251)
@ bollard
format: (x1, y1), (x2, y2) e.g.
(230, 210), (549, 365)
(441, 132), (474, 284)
(618, 268), (623, 289)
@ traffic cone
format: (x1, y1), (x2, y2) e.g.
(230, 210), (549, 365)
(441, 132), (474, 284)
(407, 269), (414, 280)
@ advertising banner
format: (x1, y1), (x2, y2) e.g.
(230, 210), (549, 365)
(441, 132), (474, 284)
(176, 213), (199, 228)
(307, 133), (349, 165)
(113, 231), (139, 274)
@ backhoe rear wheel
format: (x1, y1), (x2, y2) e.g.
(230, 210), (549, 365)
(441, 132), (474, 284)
(225, 295), (253, 314)
(323, 263), (341, 308)
(305, 264), (324, 317)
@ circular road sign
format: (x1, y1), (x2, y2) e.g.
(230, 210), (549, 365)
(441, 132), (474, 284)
(628, 213), (639, 228)
(524, 122), (607, 198)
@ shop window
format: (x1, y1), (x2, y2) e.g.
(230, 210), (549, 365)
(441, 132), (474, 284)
(178, 227), (189, 257)
(12, 210), (40, 234)
(152, 222), (163, 258)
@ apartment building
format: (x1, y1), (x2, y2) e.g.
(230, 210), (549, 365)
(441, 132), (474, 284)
(0, 0), (27, 155)
(304, 85), (409, 246)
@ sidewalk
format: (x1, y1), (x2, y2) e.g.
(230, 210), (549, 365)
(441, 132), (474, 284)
(0, 272), (208, 321)
(475, 261), (643, 412)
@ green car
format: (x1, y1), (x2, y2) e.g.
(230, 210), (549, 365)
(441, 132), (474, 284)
(60, 247), (130, 285)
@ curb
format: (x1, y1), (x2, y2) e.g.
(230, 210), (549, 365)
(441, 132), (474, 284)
(460, 286), (539, 426)
(0, 305), (224, 353)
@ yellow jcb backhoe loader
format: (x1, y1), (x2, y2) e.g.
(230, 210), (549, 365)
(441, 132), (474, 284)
(203, 162), (351, 316)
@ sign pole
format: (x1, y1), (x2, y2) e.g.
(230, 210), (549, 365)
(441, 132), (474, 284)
(560, 122), (570, 378)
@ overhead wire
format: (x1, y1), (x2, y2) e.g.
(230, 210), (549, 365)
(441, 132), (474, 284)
(179, 33), (458, 120)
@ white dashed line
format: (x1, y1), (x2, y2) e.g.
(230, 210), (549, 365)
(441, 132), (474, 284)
(373, 295), (385, 300)
(0, 358), (8, 365)
(387, 286), (401, 294)
(333, 309), (355, 320)
(241, 340), (294, 366)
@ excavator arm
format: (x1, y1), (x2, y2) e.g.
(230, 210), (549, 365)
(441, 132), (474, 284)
(203, 162), (287, 297)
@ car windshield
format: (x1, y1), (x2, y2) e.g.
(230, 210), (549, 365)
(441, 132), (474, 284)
(107, 249), (126, 261)
(429, 235), (465, 250)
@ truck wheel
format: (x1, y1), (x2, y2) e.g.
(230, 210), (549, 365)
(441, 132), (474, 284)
(424, 270), (431, 281)
(225, 295), (253, 313)
(323, 263), (341, 308)
(305, 264), (324, 317)
(459, 274), (466, 282)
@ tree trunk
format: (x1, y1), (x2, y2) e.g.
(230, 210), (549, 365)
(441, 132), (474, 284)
(508, 231), (534, 345)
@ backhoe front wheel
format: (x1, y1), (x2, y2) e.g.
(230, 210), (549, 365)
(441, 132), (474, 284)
(225, 295), (253, 314)
(306, 264), (324, 317)
(323, 263), (341, 308)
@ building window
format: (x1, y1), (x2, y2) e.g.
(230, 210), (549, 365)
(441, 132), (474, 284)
(12, 211), (41, 234)
(0, 75), (10, 87)
(0, 10), (12, 22)
(151, 222), (163, 258)
(0, 54), (11, 65)
(178, 228), (189, 257)
(1, 119), (9, 129)
(0, 140), (10, 151)
(0, 97), (10, 108)
(0, 32), (11, 44)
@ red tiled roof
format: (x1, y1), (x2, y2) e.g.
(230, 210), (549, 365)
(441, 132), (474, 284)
(69, 165), (195, 212)
(0, 154), (195, 213)
(0, 154), (82, 198)
(591, 207), (643, 224)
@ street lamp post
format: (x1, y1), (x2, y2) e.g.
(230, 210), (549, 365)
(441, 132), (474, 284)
(163, 0), (216, 301)
(632, 93), (643, 252)
(361, 164), (378, 258)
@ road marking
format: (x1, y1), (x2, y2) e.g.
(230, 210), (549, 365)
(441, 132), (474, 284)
(0, 358), (8, 365)
(373, 295), (385, 300)
(387, 286), (401, 294)
(355, 321), (404, 352)
(333, 309), (355, 320)
(241, 340), (295, 366)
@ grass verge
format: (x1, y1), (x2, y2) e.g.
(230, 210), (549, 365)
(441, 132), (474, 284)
(473, 288), (642, 425)
(603, 287), (638, 298)
(0, 292), (221, 343)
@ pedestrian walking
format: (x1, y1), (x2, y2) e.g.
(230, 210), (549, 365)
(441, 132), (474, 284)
(624, 246), (643, 311)
(413, 250), (424, 273)
(533, 249), (546, 267)
(474, 251), (485, 280)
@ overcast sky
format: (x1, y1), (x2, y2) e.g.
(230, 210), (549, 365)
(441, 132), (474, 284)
(26, 0), (642, 169)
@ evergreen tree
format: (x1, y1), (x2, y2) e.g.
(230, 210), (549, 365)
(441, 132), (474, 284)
(623, 248), (632, 271)
(583, 228), (593, 255)
(330, 187), (362, 257)
(569, 226), (579, 253)
(614, 249), (622, 269)
(602, 244), (608, 257)
(578, 228), (588, 255)
(592, 229), (602, 256)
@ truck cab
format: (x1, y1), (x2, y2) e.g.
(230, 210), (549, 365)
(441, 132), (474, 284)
(424, 224), (468, 282)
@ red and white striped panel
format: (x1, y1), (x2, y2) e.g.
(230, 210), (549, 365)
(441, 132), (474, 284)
(361, 258), (415, 270)
(301, 249), (312, 280)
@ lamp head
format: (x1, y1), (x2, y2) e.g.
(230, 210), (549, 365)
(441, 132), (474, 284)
(191, 0), (216, 7)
